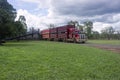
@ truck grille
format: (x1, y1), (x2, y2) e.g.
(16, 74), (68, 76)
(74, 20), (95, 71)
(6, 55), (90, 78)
(80, 34), (85, 39)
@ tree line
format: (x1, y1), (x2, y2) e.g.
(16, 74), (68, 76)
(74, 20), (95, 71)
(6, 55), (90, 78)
(95, 27), (120, 40)
(0, 0), (27, 44)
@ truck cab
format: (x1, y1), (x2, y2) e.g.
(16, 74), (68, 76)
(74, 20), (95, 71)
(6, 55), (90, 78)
(68, 28), (87, 43)
(75, 31), (87, 43)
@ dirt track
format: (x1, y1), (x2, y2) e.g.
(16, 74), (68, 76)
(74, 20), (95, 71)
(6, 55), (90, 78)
(83, 43), (120, 53)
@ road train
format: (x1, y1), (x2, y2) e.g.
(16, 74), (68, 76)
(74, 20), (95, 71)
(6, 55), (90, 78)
(41, 25), (87, 43)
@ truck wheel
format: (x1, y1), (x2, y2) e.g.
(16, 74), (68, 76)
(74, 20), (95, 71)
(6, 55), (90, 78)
(63, 38), (66, 42)
(73, 39), (77, 43)
(82, 41), (85, 43)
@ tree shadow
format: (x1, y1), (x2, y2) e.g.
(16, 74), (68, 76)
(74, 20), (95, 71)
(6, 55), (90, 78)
(2, 43), (33, 47)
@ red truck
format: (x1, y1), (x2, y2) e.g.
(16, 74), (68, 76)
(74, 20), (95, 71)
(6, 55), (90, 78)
(41, 25), (87, 43)
(41, 29), (50, 40)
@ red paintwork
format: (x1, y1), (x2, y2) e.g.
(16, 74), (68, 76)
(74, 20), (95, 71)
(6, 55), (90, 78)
(41, 25), (86, 42)
(57, 25), (75, 40)
(41, 29), (50, 39)
(41, 25), (76, 40)
(50, 28), (57, 40)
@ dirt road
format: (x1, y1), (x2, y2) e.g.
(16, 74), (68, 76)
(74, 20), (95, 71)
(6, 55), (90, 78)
(83, 43), (120, 53)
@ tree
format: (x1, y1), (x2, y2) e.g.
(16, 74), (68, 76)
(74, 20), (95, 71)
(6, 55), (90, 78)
(83, 21), (93, 39)
(18, 15), (26, 23)
(12, 15), (27, 41)
(0, 0), (16, 43)
(92, 31), (100, 39)
(101, 26), (115, 40)
(0, 0), (16, 22)
(18, 15), (27, 30)
(14, 21), (27, 36)
(78, 25), (84, 31)
(116, 31), (120, 40)
(49, 24), (55, 29)
(67, 20), (84, 31)
(68, 20), (78, 26)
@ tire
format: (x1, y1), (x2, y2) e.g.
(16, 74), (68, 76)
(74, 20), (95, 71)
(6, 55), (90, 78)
(82, 41), (85, 43)
(73, 38), (77, 43)
(63, 38), (66, 42)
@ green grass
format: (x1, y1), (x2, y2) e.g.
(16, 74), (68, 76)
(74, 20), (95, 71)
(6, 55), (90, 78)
(0, 41), (120, 80)
(88, 40), (120, 45)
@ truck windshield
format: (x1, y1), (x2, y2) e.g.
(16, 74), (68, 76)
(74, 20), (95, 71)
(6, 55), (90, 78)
(77, 31), (84, 34)
(77, 31), (82, 34)
(75, 31), (84, 34)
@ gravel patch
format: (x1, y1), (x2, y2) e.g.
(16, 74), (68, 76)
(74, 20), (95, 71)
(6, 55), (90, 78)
(82, 43), (120, 53)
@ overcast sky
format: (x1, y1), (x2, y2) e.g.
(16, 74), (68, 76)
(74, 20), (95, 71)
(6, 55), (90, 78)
(8, 0), (120, 32)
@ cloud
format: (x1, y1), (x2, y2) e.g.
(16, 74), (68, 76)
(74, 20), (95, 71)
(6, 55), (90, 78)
(93, 22), (111, 32)
(14, 0), (120, 32)
(20, 0), (40, 3)
(50, 0), (120, 16)
(16, 9), (45, 30)
(20, 0), (50, 9)
(93, 20), (120, 32)
(16, 9), (120, 32)
(16, 9), (67, 30)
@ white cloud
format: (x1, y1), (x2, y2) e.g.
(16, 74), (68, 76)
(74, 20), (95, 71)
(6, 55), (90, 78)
(50, 0), (120, 16)
(16, 8), (120, 32)
(93, 22), (111, 32)
(20, 0), (50, 9)
(20, 0), (40, 3)
(16, 9), (67, 30)
(15, 0), (120, 32)
(93, 21), (120, 33)
(16, 9), (46, 30)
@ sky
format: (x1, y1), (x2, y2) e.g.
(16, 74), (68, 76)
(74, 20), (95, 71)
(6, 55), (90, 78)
(8, 0), (120, 32)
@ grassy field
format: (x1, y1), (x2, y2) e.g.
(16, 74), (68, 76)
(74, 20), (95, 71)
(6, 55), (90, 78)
(87, 40), (120, 45)
(0, 41), (120, 80)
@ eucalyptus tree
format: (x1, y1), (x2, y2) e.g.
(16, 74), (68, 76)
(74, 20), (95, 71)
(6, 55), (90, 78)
(0, 0), (16, 44)
(101, 26), (115, 40)
(83, 21), (93, 39)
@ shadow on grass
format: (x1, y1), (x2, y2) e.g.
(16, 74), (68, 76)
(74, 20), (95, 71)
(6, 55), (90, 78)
(2, 43), (33, 47)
